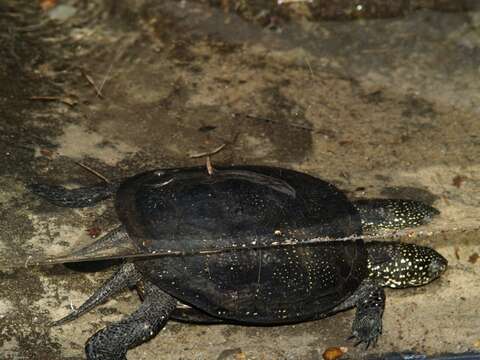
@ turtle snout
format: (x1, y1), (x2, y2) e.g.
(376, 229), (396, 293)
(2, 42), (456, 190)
(416, 202), (440, 225)
(428, 253), (448, 279)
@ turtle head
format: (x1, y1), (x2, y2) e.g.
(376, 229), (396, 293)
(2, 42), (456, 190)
(366, 242), (447, 288)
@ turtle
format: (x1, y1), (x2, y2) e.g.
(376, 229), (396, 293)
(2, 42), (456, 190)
(30, 165), (447, 360)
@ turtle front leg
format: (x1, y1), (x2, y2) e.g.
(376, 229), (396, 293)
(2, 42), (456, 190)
(329, 279), (385, 348)
(350, 281), (385, 348)
(86, 281), (177, 360)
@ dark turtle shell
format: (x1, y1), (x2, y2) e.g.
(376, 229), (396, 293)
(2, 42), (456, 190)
(116, 165), (367, 323)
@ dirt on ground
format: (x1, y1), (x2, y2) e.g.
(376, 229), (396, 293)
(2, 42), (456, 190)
(0, 1), (479, 359)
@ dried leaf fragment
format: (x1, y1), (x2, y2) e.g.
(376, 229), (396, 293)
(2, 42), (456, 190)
(454, 246), (460, 260)
(452, 175), (467, 188)
(39, 0), (57, 11)
(40, 148), (54, 157)
(323, 346), (347, 360)
(87, 227), (102, 239)
(468, 252), (479, 264)
(234, 351), (247, 360)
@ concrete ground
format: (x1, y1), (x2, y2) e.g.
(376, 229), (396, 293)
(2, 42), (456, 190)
(0, 1), (479, 359)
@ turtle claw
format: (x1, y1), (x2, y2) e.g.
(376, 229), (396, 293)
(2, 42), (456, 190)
(354, 339), (363, 347)
(348, 335), (378, 350)
(349, 328), (381, 350)
(348, 283), (384, 350)
(346, 335), (356, 341)
(349, 312), (382, 350)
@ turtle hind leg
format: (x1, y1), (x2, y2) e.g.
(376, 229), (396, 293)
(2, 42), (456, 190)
(353, 199), (440, 234)
(52, 262), (141, 326)
(85, 281), (177, 360)
(29, 182), (118, 208)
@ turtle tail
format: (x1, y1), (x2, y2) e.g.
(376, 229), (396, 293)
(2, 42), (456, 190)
(29, 182), (119, 208)
(353, 199), (440, 234)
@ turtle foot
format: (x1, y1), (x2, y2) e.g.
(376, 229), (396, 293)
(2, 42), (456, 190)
(350, 308), (382, 349)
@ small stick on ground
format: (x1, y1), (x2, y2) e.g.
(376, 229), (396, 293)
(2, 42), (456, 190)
(189, 143), (227, 176)
(278, 0), (313, 3)
(74, 161), (111, 183)
(81, 71), (104, 98)
(305, 57), (314, 78)
(29, 96), (77, 107)
(189, 143), (226, 158)
(206, 156), (214, 175)
(24, 255), (32, 268)
(98, 61), (114, 96)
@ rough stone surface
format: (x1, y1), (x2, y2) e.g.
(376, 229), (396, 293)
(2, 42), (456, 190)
(0, 1), (479, 359)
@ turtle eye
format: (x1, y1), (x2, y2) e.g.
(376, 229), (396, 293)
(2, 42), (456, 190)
(406, 246), (447, 286)
(427, 253), (448, 278)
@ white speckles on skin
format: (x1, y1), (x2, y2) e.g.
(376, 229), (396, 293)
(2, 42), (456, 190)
(367, 242), (446, 288)
(357, 199), (438, 233)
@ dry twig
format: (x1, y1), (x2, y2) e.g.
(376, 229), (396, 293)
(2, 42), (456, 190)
(82, 71), (104, 98)
(29, 96), (76, 107)
(189, 143), (226, 158)
(74, 161), (111, 183)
